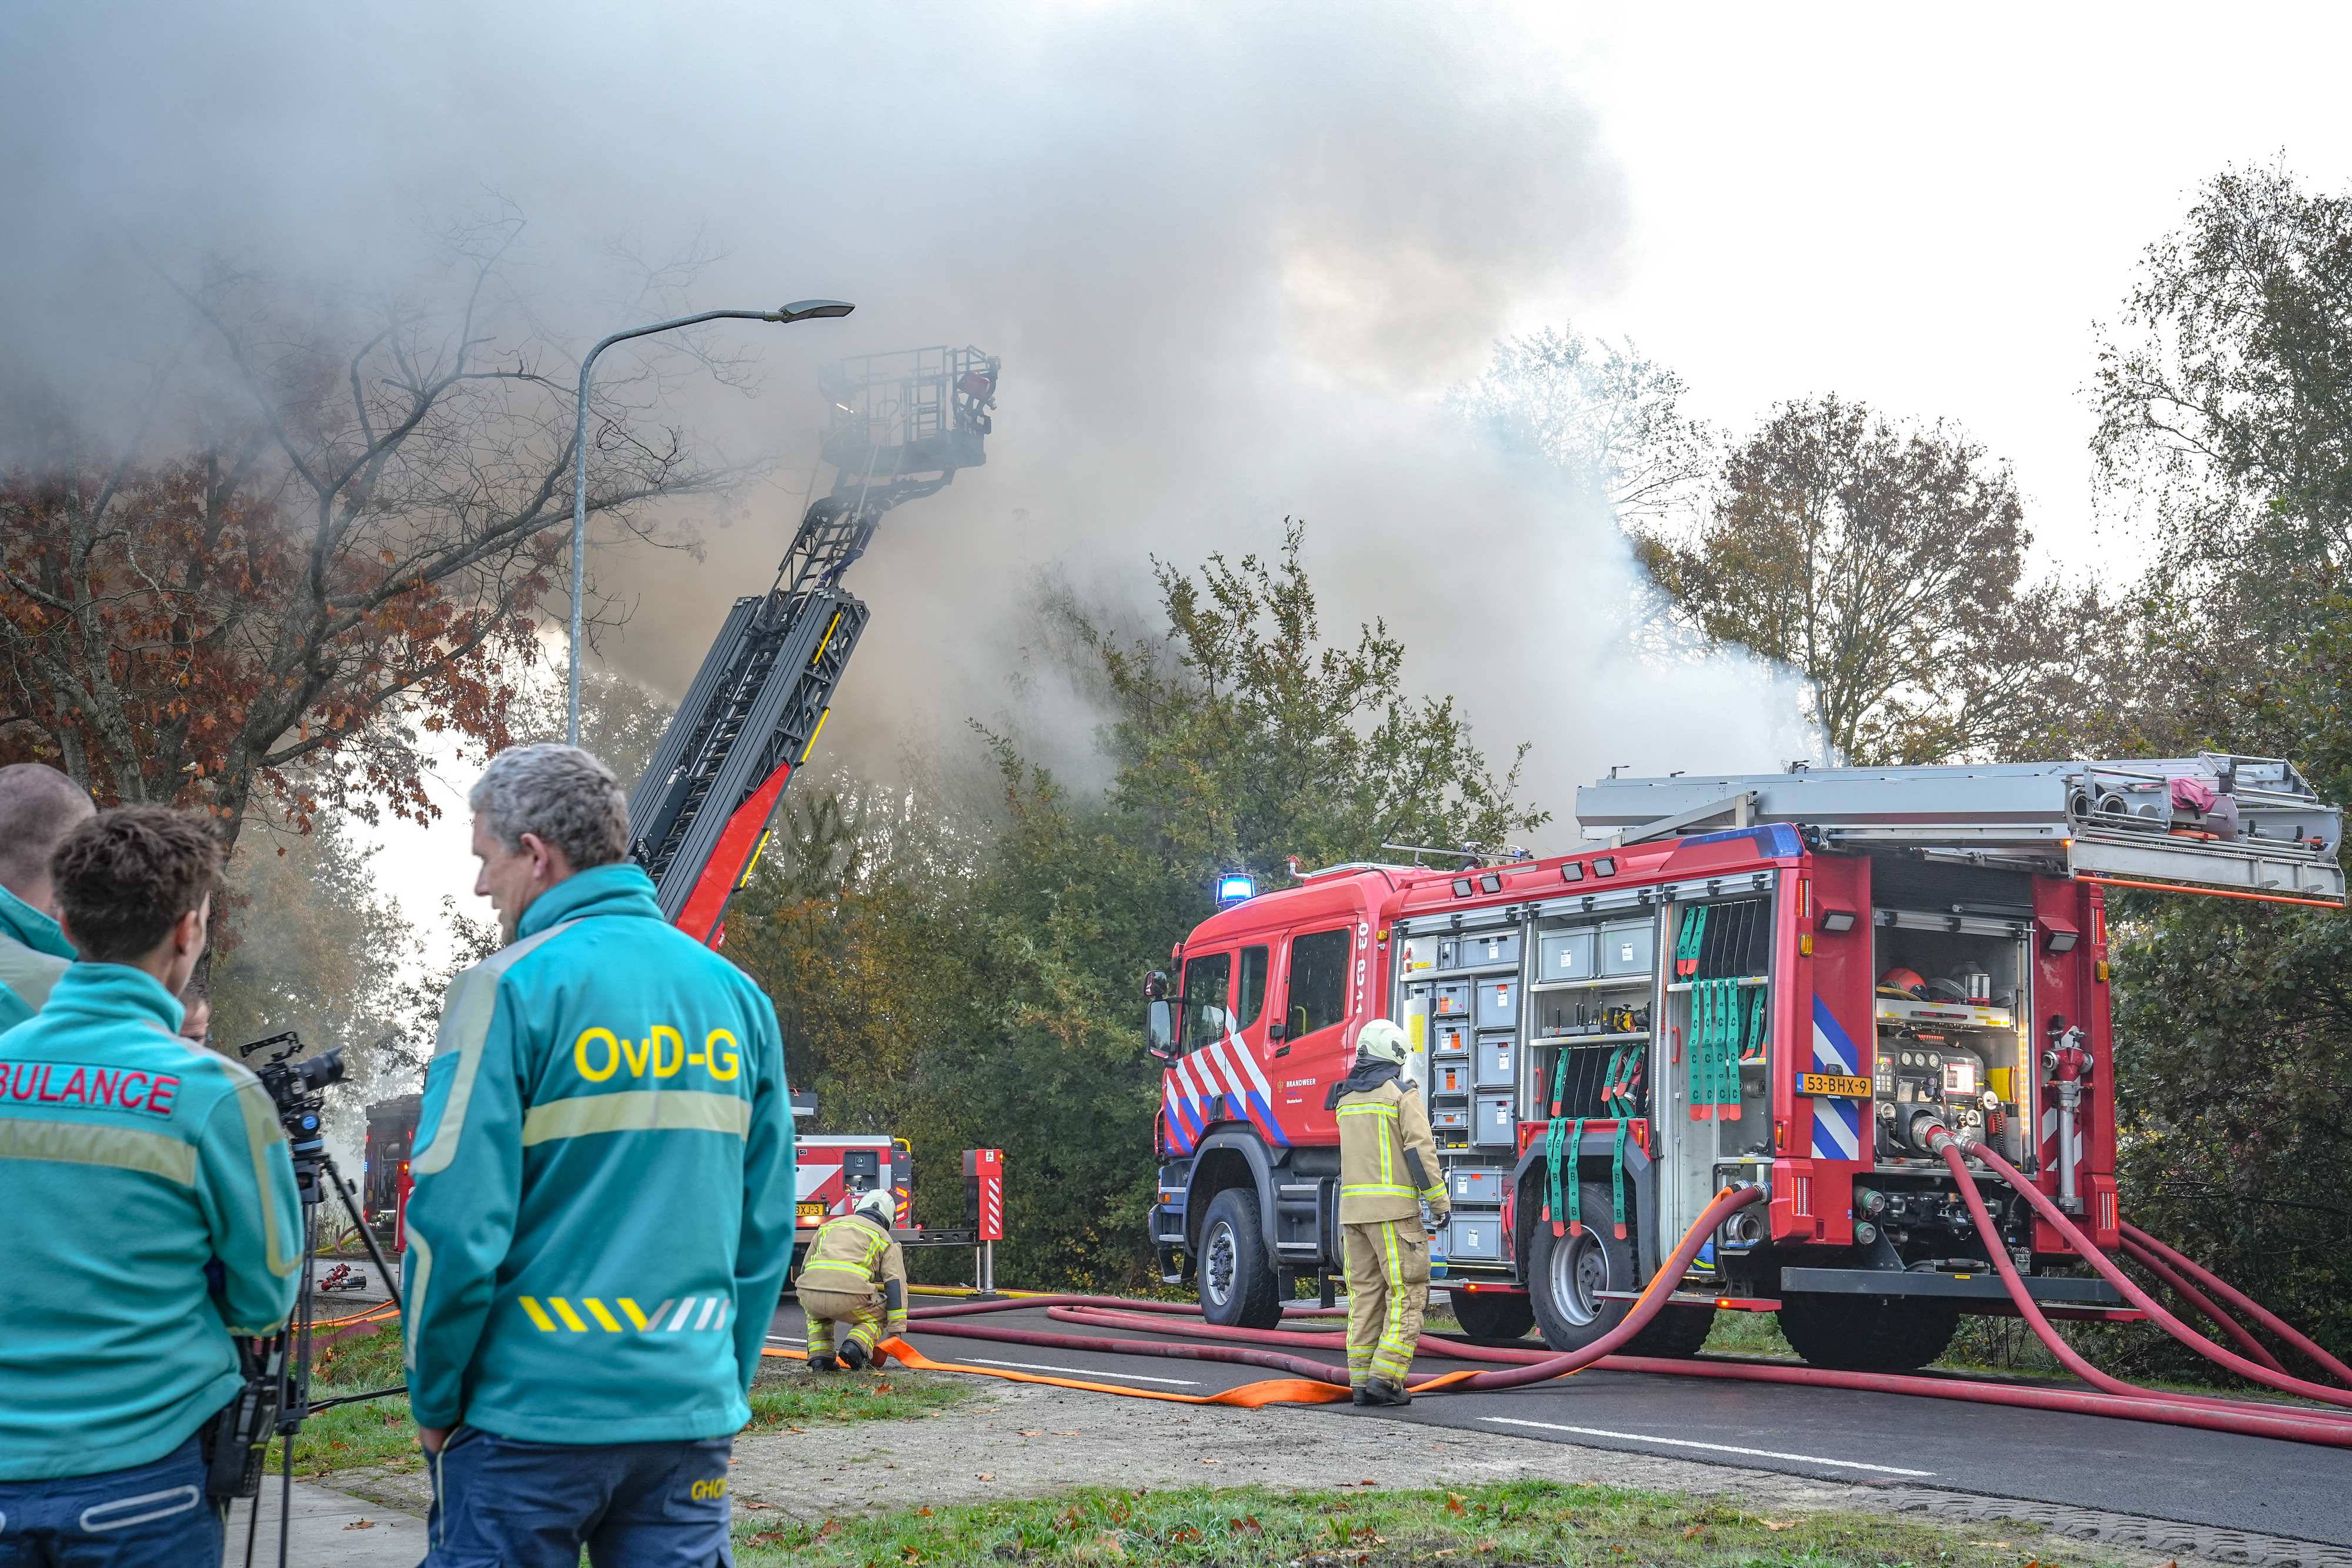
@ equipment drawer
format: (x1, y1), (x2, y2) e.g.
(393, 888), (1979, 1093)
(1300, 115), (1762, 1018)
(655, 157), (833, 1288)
(1431, 1058), (1471, 1097)
(1475, 977), (1520, 1028)
(1431, 1105), (1470, 1135)
(1442, 929), (1521, 970)
(1432, 981), (1472, 1017)
(1432, 1018), (1471, 1058)
(1537, 927), (1596, 982)
(1442, 1208), (1505, 1261)
(1474, 1032), (1515, 1089)
(1448, 1166), (1508, 1205)
(1472, 1092), (1514, 1146)
(1599, 918), (1656, 975)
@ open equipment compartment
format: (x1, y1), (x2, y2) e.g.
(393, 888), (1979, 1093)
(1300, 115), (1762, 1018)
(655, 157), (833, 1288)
(1866, 862), (2039, 1175)
(1400, 908), (1527, 1273)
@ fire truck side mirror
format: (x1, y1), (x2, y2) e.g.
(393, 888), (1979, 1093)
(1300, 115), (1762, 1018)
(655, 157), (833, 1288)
(1143, 969), (1170, 1002)
(1146, 999), (1177, 1059)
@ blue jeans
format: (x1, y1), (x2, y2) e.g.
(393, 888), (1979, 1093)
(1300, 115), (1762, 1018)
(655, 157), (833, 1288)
(423, 1427), (734, 1567)
(0, 1437), (221, 1567)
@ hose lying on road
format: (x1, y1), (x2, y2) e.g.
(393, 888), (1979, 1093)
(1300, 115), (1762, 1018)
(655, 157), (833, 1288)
(1051, 1300), (2352, 1447)
(1956, 1139), (2352, 1415)
(881, 1179), (2352, 1449)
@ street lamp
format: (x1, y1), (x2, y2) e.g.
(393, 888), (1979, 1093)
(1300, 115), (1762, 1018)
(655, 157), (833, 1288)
(567, 299), (856, 744)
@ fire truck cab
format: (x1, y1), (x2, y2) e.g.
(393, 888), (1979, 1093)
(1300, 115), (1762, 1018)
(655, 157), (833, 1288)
(1147, 755), (2343, 1370)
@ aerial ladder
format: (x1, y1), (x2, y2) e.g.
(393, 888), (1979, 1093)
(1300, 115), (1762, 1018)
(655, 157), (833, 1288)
(627, 345), (1000, 943)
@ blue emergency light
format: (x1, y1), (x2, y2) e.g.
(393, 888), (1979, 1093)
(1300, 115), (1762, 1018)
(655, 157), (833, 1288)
(1214, 872), (1256, 905)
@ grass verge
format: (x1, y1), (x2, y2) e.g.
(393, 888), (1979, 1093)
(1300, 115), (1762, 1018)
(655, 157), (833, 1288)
(255, 1325), (972, 1479)
(733, 1480), (2084, 1567)
(744, 1363), (974, 1432)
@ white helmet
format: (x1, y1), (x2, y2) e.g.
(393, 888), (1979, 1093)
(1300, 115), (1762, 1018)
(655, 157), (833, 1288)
(851, 1188), (895, 1229)
(1355, 1018), (1409, 1067)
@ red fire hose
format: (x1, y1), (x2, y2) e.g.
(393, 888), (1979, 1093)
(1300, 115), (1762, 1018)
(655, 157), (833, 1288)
(1958, 1141), (2352, 1413)
(2117, 1233), (2287, 1375)
(893, 1176), (2352, 1449)
(2121, 1221), (2352, 1387)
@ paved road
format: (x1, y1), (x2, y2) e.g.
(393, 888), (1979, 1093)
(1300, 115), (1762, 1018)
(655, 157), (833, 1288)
(769, 1299), (2350, 1548)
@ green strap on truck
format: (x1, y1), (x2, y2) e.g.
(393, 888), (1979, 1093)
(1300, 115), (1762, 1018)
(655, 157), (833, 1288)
(1604, 1041), (1635, 1239)
(1542, 1112), (1568, 1237)
(1565, 1117), (1588, 1235)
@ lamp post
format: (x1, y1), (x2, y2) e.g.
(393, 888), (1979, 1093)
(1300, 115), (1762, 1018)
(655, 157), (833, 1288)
(566, 299), (855, 744)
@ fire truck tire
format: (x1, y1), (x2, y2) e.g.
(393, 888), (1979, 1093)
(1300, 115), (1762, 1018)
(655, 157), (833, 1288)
(1528, 1182), (1637, 1353)
(1777, 1293), (1960, 1373)
(1625, 1303), (1718, 1358)
(1197, 1188), (1282, 1330)
(1448, 1289), (1535, 1341)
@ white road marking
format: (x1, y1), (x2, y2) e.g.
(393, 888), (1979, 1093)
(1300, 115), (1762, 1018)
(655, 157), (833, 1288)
(1480, 1416), (1935, 1476)
(957, 1356), (1201, 1388)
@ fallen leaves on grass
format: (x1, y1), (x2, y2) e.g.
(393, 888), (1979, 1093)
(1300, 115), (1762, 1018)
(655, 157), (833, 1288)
(1445, 1493), (1466, 1516)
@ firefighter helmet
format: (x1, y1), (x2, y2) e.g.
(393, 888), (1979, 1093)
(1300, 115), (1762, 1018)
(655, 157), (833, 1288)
(1876, 967), (1929, 1000)
(850, 1188), (895, 1229)
(1355, 1018), (1410, 1066)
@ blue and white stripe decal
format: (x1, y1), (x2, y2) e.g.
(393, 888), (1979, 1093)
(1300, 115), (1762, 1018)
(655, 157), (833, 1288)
(1808, 995), (1863, 1161)
(1810, 995), (1858, 1074)
(1162, 1032), (1288, 1154)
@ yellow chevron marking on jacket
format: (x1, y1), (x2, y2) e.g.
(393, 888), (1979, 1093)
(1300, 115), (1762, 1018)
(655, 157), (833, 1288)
(0, 1118), (197, 1184)
(584, 1298), (623, 1332)
(519, 1296), (557, 1332)
(549, 1298), (589, 1332)
(619, 1298), (649, 1330)
(412, 920), (576, 1178)
(519, 1089), (751, 1146)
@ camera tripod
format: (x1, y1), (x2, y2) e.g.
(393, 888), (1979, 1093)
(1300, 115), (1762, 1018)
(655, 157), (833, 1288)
(230, 1128), (407, 1568)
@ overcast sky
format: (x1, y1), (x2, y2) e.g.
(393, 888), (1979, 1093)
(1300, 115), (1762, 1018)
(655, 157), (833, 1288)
(1529, 7), (2352, 569)
(9, 2), (2350, 937)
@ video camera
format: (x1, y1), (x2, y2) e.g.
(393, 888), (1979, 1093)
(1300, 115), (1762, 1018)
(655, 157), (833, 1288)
(206, 1030), (363, 1517)
(240, 1029), (346, 1128)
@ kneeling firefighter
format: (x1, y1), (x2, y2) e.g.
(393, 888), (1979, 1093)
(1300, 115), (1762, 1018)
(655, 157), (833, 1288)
(1328, 1018), (1449, 1406)
(800, 1188), (908, 1370)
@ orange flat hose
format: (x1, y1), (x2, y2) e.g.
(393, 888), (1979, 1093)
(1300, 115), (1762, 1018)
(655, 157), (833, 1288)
(759, 1339), (1351, 1406)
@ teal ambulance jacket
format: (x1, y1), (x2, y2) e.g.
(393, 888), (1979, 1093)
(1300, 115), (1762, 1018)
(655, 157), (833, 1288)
(0, 883), (75, 1033)
(0, 962), (303, 1480)
(400, 862), (796, 1444)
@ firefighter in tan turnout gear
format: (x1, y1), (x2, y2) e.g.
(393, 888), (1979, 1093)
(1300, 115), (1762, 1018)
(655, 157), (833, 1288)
(801, 1188), (908, 1370)
(1328, 1018), (1449, 1405)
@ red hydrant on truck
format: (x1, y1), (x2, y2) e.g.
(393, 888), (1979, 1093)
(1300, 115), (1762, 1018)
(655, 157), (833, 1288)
(1145, 756), (2344, 1371)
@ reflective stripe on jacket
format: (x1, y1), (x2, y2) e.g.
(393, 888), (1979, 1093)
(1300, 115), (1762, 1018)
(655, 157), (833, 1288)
(0, 885), (74, 1034)
(1336, 1078), (1445, 1224)
(801, 1213), (908, 1334)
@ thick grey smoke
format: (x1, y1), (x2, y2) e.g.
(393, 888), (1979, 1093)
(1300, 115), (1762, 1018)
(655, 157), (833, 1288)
(1, 1), (1814, 839)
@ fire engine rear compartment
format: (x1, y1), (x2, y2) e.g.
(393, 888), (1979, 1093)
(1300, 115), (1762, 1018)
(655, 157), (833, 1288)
(1387, 845), (2115, 1365)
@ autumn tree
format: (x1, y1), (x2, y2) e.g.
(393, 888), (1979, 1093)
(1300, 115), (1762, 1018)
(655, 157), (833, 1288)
(1634, 395), (2099, 765)
(0, 223), (729, 852)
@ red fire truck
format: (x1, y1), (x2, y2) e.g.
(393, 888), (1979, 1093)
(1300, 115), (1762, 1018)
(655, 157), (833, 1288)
(1146, 757), (2343, 1370)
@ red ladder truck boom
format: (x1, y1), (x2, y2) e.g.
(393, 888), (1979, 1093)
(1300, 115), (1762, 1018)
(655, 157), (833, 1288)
(629, 345), (1000, 942)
